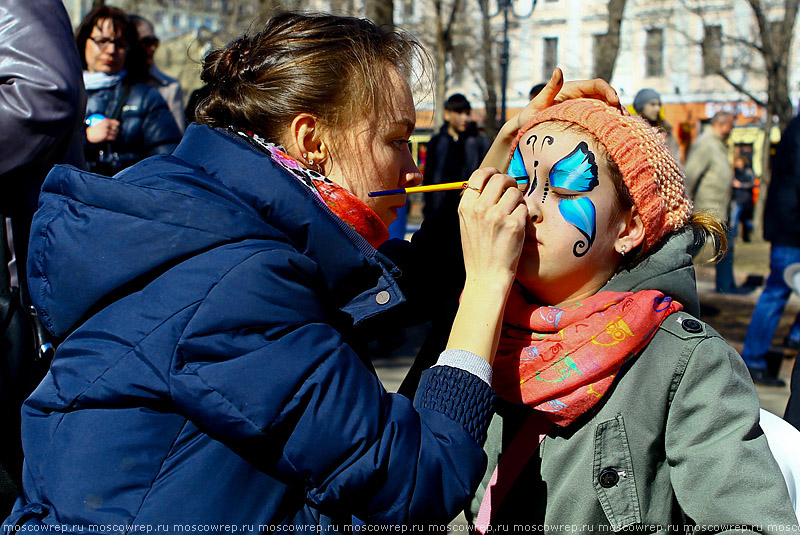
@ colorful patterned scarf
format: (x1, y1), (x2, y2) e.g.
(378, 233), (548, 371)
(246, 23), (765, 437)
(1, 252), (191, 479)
(493, 287), (682, 426)
(231, 128), (390, 249)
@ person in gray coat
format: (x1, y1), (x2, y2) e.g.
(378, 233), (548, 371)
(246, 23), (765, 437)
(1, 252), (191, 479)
(685, 111), (738, 293)
(466, 99), (797, 531)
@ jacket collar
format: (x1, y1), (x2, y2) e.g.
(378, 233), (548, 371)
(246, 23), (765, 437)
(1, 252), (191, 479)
(173, 124), (406, 325)
(601, 227), (700, 316)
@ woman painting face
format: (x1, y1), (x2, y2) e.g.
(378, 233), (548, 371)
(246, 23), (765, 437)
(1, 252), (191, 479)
(513, 124), (632, 306)
(323, 66), (423, 227)
(84, 18), (128, 74)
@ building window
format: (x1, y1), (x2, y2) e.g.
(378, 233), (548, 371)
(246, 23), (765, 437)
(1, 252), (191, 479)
(703, 25), (722, 75)
(543, 37), (558, 80)
(645, 28), (663, 77)
(403, 0), (414, 18)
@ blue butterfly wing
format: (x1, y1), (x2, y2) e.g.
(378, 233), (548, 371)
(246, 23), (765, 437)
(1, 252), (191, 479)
(558, 197), (596, 243)
(549, 141), (599, 192)
(508, 146), (528, 179)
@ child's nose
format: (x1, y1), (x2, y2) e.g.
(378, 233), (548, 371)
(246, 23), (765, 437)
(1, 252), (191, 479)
(526, 197), (543, 223)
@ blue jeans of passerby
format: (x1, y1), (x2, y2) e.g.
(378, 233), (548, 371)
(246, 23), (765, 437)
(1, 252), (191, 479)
(716, 228), (737, 293)
(741, 244), (800, 370)
(729, 200), (753, 238)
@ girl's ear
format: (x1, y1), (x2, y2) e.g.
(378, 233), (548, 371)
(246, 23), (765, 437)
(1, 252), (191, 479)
(616, 207), (645, 254)
(284, 113), (329, 168)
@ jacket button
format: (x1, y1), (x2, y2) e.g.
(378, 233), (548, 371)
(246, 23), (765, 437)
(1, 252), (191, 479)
(375, 291), (391, 305)
(681, 318), (703, 334)
(599, 468), (619, 488)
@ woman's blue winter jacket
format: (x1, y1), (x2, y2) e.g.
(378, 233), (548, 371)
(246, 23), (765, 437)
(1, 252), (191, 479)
(84, 82), (182, 173)
(4, 124), (494, 532)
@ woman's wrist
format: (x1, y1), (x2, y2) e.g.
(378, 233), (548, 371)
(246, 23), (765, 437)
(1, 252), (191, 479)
(447, 281), (513, 364)
(497, 117), (522, 141)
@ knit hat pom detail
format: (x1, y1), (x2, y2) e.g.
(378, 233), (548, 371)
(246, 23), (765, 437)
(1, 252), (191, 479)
(510, 99), (692, 253)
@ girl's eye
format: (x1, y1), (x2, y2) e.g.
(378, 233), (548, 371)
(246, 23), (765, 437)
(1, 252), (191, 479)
(393, 139), (412, 150)
(551, 188), (580, 200)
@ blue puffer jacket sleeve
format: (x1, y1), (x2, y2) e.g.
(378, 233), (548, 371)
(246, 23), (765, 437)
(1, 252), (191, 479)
(170, 243), (494, 524)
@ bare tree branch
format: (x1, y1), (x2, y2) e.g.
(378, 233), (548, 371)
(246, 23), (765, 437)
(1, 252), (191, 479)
(712, 69), (766, 106)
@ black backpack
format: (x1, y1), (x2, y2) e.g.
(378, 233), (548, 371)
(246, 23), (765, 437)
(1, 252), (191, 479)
(0, 215), (54, 515)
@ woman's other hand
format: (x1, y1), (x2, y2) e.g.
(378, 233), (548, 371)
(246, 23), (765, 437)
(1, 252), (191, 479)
(447, 168), (527, 364)
(86, 118), (120, 143)
(481, 68), (621, 171)
(512, 68), (623, 132)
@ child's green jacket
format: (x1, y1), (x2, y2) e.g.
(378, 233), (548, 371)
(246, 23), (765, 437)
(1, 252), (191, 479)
(469, 229), (799, 532)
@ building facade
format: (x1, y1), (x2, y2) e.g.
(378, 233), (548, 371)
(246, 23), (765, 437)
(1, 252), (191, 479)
(396, 0), (800, 167)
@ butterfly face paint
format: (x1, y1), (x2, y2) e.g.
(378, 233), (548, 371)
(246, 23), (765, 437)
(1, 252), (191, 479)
(521, 136), (600, 257)
(550, 142), (599, 257)
(514, 124), (625, 307)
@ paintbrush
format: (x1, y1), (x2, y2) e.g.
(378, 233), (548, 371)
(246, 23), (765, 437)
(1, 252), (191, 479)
(368, 177), (529, 197)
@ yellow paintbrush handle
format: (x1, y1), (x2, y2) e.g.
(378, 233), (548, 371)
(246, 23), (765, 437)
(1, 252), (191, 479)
(403, 181), (469, 194)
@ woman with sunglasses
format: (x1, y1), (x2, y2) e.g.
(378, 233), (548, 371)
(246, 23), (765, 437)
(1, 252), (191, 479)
(76, 6), (182, 175)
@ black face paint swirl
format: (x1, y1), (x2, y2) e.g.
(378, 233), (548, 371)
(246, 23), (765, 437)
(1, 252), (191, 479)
(549, 141), (600, 257)
(524, 135), (554, 201)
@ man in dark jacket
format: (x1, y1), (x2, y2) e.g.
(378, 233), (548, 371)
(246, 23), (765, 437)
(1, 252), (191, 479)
(422, 94), (491, 222)
(0, 0), (86, 514)
(0, 0), (86, 287)
(740, 113), (800, 387)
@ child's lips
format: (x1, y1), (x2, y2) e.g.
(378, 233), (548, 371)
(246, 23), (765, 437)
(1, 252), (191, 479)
(523, 235), (541, 249)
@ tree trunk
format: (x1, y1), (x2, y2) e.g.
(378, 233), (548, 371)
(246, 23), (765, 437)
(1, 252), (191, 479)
(432, 0), (463, 129)
(365, 0), (394, 28)
(744, 0), (798, 239)
(592, 0), (626, 81)
(477, 0), (499, 137)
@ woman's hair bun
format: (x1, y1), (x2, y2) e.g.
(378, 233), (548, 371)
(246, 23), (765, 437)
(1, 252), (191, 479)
(202, 36), (251, 87)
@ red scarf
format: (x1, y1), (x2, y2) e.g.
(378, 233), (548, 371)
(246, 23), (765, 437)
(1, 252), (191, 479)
(311, 181), (390, 249)
(493, 287), (682, 426)
(231, 128), (390, 249)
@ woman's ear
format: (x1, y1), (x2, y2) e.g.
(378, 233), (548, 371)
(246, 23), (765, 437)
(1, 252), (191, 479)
(285, 113), (328, 168)
(616, 208), (645, 254)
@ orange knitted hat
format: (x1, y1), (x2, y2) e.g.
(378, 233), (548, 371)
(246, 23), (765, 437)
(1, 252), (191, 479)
(510, 98), (692, 253)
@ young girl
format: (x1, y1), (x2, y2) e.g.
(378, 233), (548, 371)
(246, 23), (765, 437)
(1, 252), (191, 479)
(466, 99), (798, 530)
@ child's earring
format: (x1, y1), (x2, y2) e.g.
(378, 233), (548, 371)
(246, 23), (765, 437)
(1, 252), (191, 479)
(620, 245), (627, 257)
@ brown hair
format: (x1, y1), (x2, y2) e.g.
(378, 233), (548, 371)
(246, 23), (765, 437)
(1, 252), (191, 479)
(195, 12), (427, 144)
(75, 6), (149, 84)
